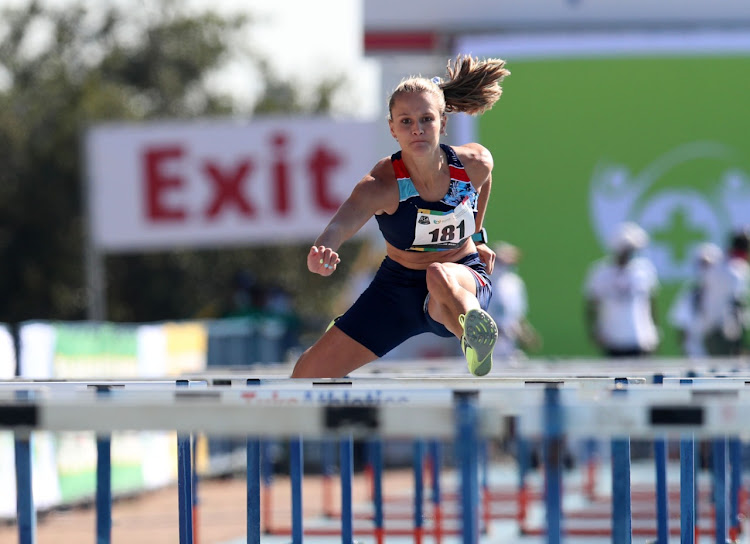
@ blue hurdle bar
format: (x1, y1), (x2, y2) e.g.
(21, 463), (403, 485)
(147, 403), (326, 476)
(246, 438), (261, 544)
(413, 438), (425, 542)
(456, 391), (479, 544)
(712, 437), (728, 544)
(177, 433), (194, 544)
(96, 435), (112, 544)
(14, 434), (35, 544)
(176, 380), (194, 544)
(371, 438), (385, 544)
(429, 439), (443, 543)
(94, 385), (113, 544)
(322, 438), (337, 517)
(611, 437), (632, 544)
(13, 390), (36, 544)
(341, 435), (354, 544)
(729, 437), (742, 540)
(681, 435), (696, 544)
(480, 439), (490, 534)
(290, 436), (303, 544)
(543, 386), (563, 544)
(652, 373), (670, 544)
(653, 437), (670, 544)
(611, 382), (632, 544)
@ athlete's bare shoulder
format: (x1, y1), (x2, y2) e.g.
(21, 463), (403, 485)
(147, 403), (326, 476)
(353, 156), (398, 214)
(368, 156), (397, 185)
(452, 143), (493, 186)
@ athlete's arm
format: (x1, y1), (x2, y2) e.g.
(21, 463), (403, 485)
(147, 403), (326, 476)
(474, 173), (491, 232)
(308, 161), (395, 277)
(460, 143), (496, 274)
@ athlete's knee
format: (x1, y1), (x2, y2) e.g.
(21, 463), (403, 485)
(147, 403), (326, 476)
(425, 262), (452, 292)
(290, 347), (316, 378)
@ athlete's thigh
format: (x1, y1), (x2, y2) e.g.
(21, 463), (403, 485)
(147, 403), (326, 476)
(438, 261), (479, 295)
(291, 326), (378, 378)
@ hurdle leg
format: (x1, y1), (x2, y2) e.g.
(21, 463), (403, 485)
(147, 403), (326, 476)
(516, 435), (531, 534)
(192, 434), (200, 544)
(654, 437), (670, 544)
(712, 437), (728, 544)
(177, 433), (194, 544)
(14, 430), (36, 544)
(611, 436), (632, 544)
(729, 438), (742, 542)
(91, 384), (113, 544)
(261, 440), (274, 533)
(176, 379), (194, 544)
(246, 438), (261, 544)
(364, 438), (375, 503)
(543, 386), (563, 544)
(371, 438), (385, 544)
(455, 391), (479, 544)
(413, 439), (425, 544)
(322, 439), (336, 518)
(429, 440), (443, 544)
(681, 435), (696, 544)
(96, 433), (112, 544)
(290, 436), (304, 544)
(340, 435), (354, 544)
(583, 438), (599, 502)
(480, 439), (491, 535)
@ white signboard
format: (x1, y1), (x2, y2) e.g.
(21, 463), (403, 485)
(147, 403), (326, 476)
(365, 0), (750, 31)
(85, 118), (379, 251)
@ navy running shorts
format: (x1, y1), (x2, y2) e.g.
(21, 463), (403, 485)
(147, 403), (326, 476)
(335, 253), (492, 357)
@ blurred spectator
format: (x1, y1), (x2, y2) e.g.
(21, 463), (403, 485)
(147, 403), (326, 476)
(223, 269), (265, 318)
(668, 242), (723, 357)
(583, 222), (660, 357)
(702, 227), (750, 356)
(486, 242), (541, 362)
(265, 283), (302, 358)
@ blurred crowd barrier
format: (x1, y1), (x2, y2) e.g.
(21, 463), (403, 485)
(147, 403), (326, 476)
(0, 316), (297, 518)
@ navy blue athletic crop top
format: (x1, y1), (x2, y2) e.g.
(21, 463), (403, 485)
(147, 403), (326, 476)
(376, 144), (479, 252)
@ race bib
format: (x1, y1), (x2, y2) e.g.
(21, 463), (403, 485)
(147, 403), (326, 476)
(409, 198), (476, 251)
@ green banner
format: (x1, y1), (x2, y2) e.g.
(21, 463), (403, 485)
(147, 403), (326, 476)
(52, 323), (144, 501)
(53, 322), (139, 377)
(471, 41), (750, 356)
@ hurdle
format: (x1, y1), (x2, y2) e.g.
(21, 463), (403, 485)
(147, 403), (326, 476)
(3, 372), (750, 543)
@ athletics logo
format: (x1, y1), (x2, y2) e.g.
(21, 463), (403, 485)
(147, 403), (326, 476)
(589, 141), (750, 282)
(418, 215), (430, 225)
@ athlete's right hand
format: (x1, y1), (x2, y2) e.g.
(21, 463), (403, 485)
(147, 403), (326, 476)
(308, 246), (341, 276)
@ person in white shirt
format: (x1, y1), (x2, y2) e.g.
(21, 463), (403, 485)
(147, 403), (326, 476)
(583, 222), (660, 357)
(487, 242), (540, 361)
(668, 243), (723, 358)
(702, 228), (750, 356)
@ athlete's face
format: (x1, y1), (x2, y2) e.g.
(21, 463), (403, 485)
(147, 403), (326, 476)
(388, 92), (446, 154)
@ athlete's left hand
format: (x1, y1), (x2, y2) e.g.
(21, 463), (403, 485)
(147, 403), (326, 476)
(476, 243), (495, 275)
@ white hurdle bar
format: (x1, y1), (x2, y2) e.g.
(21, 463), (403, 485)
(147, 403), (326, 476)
(2, 377), (750, 544)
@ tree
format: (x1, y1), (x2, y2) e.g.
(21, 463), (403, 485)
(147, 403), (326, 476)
(0, 1), (351, 331)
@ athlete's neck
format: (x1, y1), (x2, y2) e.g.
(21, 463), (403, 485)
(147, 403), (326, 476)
(401, 146), (447, 191)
